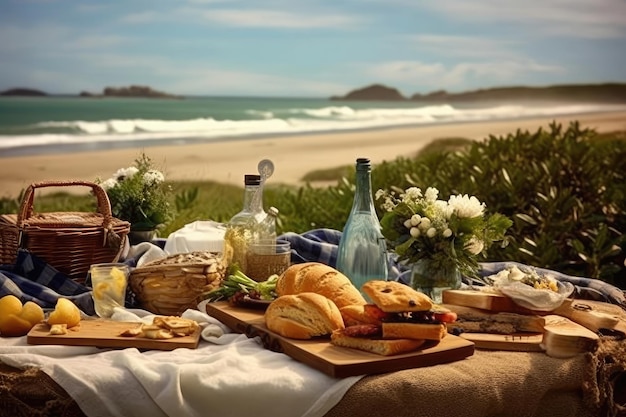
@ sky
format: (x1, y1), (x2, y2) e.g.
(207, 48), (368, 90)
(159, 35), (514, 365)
(1, 0), (625, 97)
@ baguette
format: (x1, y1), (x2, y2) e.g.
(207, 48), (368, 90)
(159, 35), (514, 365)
(331, 330), (425, 356)
(265, 292), (344, 339)
(276, 262), (366, 308)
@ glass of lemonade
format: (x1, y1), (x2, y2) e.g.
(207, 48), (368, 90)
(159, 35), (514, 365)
(90, 263), (130, 318)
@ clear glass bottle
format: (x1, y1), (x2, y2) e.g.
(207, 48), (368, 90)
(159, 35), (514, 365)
(336, 158), (388, 295)
(223, 174), (266, 273)
(256, 206), (278, 246)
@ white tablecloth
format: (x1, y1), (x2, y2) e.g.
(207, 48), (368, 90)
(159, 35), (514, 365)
(0, 305), (361, 417)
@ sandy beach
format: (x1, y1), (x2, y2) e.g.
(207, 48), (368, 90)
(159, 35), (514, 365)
(1, 111), (625, 198)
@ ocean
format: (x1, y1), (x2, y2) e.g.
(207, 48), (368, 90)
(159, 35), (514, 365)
(1, 96), (624, 158)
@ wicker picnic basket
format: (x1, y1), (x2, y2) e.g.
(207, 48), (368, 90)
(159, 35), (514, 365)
(0, 180), (130, 283)
(129, 251), (228, 316)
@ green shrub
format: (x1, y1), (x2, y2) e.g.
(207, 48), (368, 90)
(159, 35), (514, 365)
(367, 122), (626, 288)
(2, 122), (624, 288)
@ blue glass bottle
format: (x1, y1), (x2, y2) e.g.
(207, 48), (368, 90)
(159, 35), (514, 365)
(336, 158), (388, 295)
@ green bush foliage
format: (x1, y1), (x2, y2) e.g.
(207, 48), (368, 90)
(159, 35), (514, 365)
(271, 122), (626, 288)
(370, 122), (625, 288)
(1, 122), (623, 288)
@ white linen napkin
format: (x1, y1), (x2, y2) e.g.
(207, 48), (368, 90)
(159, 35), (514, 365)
(0, 307), (362, 417)
(163, 220), (226, 255)
(126, 242), (168, 267)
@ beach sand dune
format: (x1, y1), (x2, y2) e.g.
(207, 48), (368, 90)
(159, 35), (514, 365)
(0, 112), (624, 198)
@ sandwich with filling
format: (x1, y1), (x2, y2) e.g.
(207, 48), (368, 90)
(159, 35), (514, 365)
(331, 280), (458, 355)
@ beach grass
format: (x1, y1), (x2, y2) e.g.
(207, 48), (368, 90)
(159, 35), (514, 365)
(414, 137), (474, 157)
(300, 165), (352, 182)
(300, 137), (474, 183)
(1, 118), (625, 288)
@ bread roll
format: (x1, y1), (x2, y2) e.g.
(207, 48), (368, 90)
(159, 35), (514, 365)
(362, 280), (433, 313)
(276, 262), (366, 309)
(331, 330), (425, 356)
(265, 292), (345, 339)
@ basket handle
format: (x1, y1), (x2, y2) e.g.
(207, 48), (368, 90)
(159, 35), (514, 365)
(17, 180), (114, 227)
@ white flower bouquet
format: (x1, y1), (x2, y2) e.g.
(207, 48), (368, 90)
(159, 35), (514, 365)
(98, 153), (172, 231)
(376, 186), (512, 278)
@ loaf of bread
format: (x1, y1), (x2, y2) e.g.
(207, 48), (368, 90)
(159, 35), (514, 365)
(276, 262), (366, 309)
(265, 292), (345, 339)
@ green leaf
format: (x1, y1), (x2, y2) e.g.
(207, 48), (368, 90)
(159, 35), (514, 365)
(515, 213), (538, 225)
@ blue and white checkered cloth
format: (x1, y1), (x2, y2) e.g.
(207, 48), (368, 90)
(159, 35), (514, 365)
(0, 249), (95, 315)
(279, 229), (626, 310)
(2, 229), (625, 314)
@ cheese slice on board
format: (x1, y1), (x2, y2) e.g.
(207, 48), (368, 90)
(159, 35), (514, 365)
(541, 315), (599, 358)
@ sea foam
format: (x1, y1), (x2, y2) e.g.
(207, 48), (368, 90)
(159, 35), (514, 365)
(1, 102), (624, 153)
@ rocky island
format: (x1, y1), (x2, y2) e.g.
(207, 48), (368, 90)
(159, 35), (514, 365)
(0, 88), (48, 96)
(331, 82), (626, 103)
(80, 85), (182, 99)
(0, 85), (181, 98)
(329, 84), (406, 101)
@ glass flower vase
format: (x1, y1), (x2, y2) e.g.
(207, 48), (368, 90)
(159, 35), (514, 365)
(409, 257), (462, 304)
(128, 229), (157, 245)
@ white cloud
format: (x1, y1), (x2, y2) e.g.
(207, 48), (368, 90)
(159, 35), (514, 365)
(409, 34), (522, 59)
(367, 61), (447, 79)
(118, 11), (162, 24)
(168, 67), (350, 96)
(64, 35), (131, 50)
(419, 0), (626, 39)
(197, 9), (362, 29)
(25, 50), (350, 96)
(185, 0), (238, 4)
(366, 59), (565, 90)
(0, 24), (71, 53)
(116, 5), (364, 30)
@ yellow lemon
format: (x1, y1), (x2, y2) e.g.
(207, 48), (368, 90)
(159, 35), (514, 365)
(0, 295), (23, 328)
(0, 314), (33, 337)
(110, 267), (127, 295)
(47, 298), (81, 328)
(93, 282), (111, 300)
(19, 301), (45, 327)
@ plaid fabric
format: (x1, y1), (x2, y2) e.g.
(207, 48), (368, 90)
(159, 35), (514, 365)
(1, 231), (624, 315)
(279, 229), (626, 311)
(476, 261), (626, 310)
(0, 249), (95, 315)
(279, 229), (405, 278)
(279, 229), (342, 266)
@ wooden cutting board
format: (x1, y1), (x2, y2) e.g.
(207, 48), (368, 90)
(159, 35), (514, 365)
(443, 290), (626, 334)
(442, 290), (540, 314)
(205, 301), (475, 378)
(541, 314), (599, 358)
(458, 332), (544, 352)
(441, 290), (622, 357)
(27, 319), (201, 351)
(552, 299), (626, 334)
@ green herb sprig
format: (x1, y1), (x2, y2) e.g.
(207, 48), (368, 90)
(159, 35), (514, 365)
(203, 266), (278, 302)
